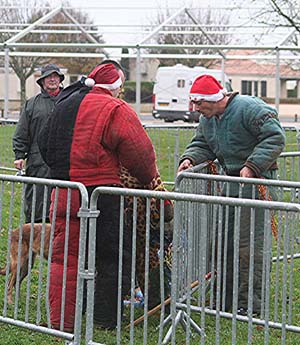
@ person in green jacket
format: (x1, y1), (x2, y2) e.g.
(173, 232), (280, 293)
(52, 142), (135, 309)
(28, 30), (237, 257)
(178, 74), (285, 316)
(13, 64), (64, 223)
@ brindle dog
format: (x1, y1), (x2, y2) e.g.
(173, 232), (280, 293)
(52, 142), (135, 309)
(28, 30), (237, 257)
(0, 223), (51, 304)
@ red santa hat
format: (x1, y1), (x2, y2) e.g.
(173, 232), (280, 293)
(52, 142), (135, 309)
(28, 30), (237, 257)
(189, 74), (226, 102)
(85, 63), (122, 90)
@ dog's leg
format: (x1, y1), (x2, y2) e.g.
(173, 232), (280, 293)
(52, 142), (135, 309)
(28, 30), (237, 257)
(7, 263), (17, 305)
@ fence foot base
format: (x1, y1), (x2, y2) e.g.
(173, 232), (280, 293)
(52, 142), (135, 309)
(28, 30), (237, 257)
(162, 310), (204, 344)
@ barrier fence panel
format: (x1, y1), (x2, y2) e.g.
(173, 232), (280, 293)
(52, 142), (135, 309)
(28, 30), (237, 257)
(144, 124), (197, 183)
(0, 123), (299, 181)
(0, 173), (89, 344)
(84, 185), (300, 345)
(174, 171), (300, 344)
(1, 173), (300, 344)
(170, 190), (300, 345)
(278, 151), (300, 182)
(144, 124), (299, 183)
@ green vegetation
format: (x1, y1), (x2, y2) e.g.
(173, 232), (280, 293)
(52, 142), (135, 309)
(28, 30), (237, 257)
(0, 124), (300, 344)
(123, 81), (154, 103)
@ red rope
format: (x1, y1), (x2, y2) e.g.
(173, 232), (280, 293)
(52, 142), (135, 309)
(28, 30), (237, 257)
(257, 182), (278, 241)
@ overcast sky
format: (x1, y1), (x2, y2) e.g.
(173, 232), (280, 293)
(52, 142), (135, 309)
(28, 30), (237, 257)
(45, 1), (295, 56)
(51, 0), (226, 44)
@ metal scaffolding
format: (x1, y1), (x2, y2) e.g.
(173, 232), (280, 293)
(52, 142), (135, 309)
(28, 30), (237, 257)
(1, 3), (300, 118)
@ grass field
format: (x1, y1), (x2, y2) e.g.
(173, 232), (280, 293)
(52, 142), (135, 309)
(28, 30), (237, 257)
(0, 124), (300, 344)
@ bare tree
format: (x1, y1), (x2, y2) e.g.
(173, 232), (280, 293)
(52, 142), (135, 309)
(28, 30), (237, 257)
(0, 0), (52, 105)
(0, 0), (104, 106)
(147, 5), (233, 67)
(243, 0), (300, 45)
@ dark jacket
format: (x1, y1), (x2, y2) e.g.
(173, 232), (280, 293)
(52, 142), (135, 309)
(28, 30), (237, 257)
(13, 89), (60, 171)
(13, 89), (62, 222)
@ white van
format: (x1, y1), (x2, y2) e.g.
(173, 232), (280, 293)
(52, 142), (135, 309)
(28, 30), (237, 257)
(152, 64), (232, 122)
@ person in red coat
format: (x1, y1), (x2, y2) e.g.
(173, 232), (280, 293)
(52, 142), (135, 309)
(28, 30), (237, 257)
(40, 63), (159, 331)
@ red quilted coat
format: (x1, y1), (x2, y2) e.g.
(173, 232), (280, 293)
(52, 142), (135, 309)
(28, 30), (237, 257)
(47, 87), (158, 331)
(49, 188), (81, 331)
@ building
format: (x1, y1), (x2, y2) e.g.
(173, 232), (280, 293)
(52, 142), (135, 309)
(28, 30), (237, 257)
(210, 51), (300, 100)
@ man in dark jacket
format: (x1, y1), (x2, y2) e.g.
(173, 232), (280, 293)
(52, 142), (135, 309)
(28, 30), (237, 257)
(12, 64), (64, 223)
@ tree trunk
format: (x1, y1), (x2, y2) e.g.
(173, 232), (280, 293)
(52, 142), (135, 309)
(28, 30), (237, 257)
(20, 77), (27, 108)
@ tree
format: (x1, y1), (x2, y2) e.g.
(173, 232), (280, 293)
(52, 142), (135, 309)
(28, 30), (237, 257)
(120, 47), (130, 80)
(0, 0), (104, 106)
(147, 5), (233, 68)
(236, 0), (300, 46)
(0, 0), (52, 105)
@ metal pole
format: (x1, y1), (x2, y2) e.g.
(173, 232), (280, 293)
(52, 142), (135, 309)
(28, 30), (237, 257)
(4, 6), (62, 45)
(138, 7), (186, 45)
(135, 47), (141, 116)
(275, 49), (280, 113)
(4, 47), (9, 119)
(221, 58), (225, 86)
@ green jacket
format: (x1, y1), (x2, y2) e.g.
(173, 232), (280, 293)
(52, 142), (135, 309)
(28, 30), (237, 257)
(180, 94), (285, 178)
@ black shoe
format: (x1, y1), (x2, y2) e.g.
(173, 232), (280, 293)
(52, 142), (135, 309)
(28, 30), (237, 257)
(94, 319), (116, 331)
(237, 307), (259, 317)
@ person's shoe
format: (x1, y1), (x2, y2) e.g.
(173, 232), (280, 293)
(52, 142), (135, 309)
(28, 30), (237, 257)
(237, 307), (259, 317)
(94, 319), (116, 331)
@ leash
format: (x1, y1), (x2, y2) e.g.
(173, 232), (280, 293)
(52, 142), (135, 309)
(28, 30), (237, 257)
(257, 181), (278, 241)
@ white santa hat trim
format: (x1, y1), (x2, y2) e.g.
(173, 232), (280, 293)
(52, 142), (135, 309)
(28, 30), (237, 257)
(189, 89), (225, 102)
(94, 77), (122, 90)
(84, 78), (95, 88)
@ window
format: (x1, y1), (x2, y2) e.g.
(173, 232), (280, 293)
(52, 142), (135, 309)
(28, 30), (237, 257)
(177, 79), (185, 88)
(242, 80), (267, 97)
(261, 81), (267, 97)
(254, 81), (258, 96)
(241, 80), (252, 95)
(286, 80), (297, 98)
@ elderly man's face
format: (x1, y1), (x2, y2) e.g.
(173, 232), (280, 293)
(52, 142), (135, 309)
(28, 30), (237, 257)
(42, 72), (61, 93)
(191, 100), (217, 119)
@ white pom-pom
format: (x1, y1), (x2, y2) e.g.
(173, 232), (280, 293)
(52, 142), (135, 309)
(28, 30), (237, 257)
(85, 78), (95, 87)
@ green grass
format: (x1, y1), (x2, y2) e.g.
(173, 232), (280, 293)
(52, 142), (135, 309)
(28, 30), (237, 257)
(0, 124), (299, 181)
(1, 124), (300, 344)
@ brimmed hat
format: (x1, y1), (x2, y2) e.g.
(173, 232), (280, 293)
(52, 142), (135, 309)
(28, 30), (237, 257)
(36, 64), (65, 87)
(190, 74), (225, 102)
(84, 63), (122, 90)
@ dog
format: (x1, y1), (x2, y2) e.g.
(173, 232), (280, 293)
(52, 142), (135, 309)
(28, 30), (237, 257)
(0, 223), (51, 304)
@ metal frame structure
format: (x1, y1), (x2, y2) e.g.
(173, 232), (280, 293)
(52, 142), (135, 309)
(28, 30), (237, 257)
(1, 4), (300, 117)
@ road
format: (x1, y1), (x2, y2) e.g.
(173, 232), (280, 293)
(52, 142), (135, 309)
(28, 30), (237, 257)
(2, 113), (300, 129)
(139, 113), (300, 129)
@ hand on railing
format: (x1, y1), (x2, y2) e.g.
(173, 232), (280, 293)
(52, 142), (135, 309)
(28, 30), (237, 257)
(14, 159), (25, 171)
(177, 159), (193, 174)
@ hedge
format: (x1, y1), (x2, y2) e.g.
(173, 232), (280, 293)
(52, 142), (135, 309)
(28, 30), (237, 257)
(122, 81), (154, 103)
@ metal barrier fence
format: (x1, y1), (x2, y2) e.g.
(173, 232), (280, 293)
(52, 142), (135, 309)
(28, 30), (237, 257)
(1, 174), (300, 344)
(278, 151), (300, 182)
(0, 174), (89, 344)
(173, 170), (300, 345)
(144, 124), (300, 182)
(1, 122), (299, 182)
(86, 186), (300, 345)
